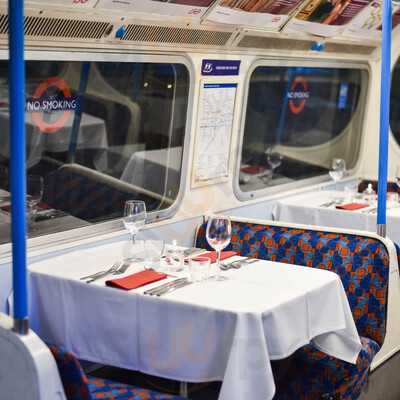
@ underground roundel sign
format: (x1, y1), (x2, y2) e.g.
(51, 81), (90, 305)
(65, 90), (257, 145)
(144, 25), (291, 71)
(287, 76), (310, 115)
(26, 77), (78, 134)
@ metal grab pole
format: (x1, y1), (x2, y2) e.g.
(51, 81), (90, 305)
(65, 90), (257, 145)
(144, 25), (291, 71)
(9, 0), (28, 334)
(377, 0), (392, 238)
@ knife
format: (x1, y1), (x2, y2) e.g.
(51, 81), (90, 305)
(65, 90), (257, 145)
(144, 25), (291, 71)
(154, 280), (192, 297)
(144, 278), (188, 296)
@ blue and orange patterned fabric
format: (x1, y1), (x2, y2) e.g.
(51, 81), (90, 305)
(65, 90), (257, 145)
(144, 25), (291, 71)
(196, 219), (390, 399)
(274, 336), (380, 400)
(49, 346), (183, 400)
(196, 220), (389, 346)
(358, 179), (399, 195)
(43, 165), (158, 221)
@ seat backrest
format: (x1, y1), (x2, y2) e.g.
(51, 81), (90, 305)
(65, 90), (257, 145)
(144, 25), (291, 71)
(358, 179), (399, 194)
(43, 163), (162, 221)
(49, 345), (92, 400)
(196, 219), (390, 346)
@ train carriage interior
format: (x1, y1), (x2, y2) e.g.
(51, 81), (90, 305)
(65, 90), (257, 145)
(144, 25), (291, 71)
(1, 0), (400, 399)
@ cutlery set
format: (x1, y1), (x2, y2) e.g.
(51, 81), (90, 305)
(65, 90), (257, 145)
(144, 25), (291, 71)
(220, 257), (258, 270)
(143, 278), (192, 297)
(81, 261), (131, 283)
(80, 254), (258, 295)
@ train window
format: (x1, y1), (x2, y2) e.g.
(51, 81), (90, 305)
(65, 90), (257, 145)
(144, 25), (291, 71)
(239, 65), (367, 194)
(0, 60), (189, 244)
(390, 58), (400, 146)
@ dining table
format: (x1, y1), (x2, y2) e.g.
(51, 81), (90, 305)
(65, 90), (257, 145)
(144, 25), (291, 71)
(120, 147), (182, 199)
(28, 241), (361, 400)
(272, 189), (400, 243)
(0, 111), (108, 171)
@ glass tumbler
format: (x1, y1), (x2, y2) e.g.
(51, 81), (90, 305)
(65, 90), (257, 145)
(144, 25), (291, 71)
(189, 257), (211, 283)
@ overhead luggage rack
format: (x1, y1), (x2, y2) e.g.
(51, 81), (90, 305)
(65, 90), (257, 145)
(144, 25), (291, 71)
(0, 11), (113, 42)
(236, 32), (377, 56)
(0, 5), (380, 55)
(121, 23), (233, 48)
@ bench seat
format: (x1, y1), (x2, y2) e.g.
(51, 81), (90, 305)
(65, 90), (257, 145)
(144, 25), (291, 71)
(195, 218), (390, 400)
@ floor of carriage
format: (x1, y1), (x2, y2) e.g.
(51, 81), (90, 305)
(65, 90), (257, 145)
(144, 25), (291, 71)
(360, 351), (400, 400)
(88, 351), (400, 400)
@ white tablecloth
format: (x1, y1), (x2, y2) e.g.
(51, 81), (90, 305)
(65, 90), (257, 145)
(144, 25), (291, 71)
(0, 111), (108, 170)
(121, 147), (182, 198)
(272, 190), (400, 243)
(28, 241), (361, 400)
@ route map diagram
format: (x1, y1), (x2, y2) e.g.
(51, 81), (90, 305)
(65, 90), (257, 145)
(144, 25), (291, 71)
(195, 83), (237, 182)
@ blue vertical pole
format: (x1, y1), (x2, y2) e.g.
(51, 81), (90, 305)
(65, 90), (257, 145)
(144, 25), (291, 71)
(9, 0), (28, 334)
(376, 0), (392, 237)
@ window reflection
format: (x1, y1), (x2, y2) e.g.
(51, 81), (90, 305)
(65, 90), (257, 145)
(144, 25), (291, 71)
(0, 60), (189, 244)
(240, 66), (365, 193)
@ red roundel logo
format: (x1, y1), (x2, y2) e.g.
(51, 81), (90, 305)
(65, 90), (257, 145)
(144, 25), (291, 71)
(29, 77), (76, 134)
(287, 76), (310, 115)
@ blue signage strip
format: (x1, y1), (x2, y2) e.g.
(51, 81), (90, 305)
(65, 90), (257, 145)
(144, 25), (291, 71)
(204, 83), (237, 89)
(201, 60), (241, 76)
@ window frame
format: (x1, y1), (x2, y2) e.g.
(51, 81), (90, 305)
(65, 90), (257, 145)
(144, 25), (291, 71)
(234, 58), (370, 202)
(390, 56), (400, 150)
(0, 49), (194, 257)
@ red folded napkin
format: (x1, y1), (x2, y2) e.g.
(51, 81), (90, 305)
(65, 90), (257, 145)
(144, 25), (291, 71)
(105, 270), (167, 290)
(241, 166), (266, 174)
(195, 251), (238, 263)
(336, 203), (369, 211)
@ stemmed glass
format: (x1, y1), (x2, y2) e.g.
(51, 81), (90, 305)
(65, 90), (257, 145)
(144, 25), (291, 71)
(27, 175), (44, 223)
(395, 166), (400, 189)
(123, 200), (147, 260)
(329, 158), (346, 191)
(206, 216), (232, 281)
(265, 147), (283, 177)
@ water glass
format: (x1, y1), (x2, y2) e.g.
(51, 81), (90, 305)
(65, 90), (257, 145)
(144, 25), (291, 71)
(163, 241), (184, 273)
(144, 240), (165, 270)
(189, 257), (211, 283)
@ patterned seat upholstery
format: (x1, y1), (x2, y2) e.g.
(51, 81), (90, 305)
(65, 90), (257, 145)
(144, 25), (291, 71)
(358, 179), (399, 194)
(49, 345), (183, 400)
(196, 220), (390, 399)
(43, 164), (158, 221)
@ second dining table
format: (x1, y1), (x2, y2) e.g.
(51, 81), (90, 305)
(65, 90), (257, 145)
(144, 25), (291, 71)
(272, 189), (400, 243)
(28, 240), (361, 400)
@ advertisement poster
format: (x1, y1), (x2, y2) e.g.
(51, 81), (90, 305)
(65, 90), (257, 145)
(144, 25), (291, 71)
(96, 0), (216, 19)
(343, 1), (400, 39)
(26, 0), (98, 8)
(206, 0), (305, 30)
(284, 0), (370, 37)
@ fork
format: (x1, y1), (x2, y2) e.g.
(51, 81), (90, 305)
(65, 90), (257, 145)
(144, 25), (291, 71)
(81, 262), (121, 282)
(220, 258), (257, 271)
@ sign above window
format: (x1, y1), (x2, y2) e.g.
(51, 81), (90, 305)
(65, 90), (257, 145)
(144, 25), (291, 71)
(201, 60), (241, 76)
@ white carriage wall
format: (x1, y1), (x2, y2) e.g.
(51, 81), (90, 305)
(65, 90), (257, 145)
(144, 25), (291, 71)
(360, 33), (400, 182)
(0, 0), (382, 249)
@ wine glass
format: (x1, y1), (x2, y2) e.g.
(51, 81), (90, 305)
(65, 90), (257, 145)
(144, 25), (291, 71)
(27, 175), (44, 222)
(123, 201), (147, 260)
(265, 147), (283, 177)
(329, 158), (346, 191)
(206, 216), (232, 281)
(395, 166), (400, 189)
